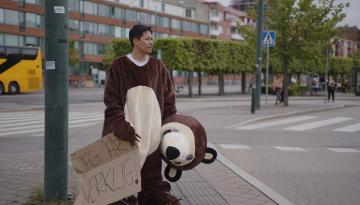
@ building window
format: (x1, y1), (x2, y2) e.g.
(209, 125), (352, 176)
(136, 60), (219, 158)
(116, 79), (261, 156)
(25, 0), (43, 5)
(69, 0), (80, 12)
(200, 24), (208, 35)
(83, 1), (97, 15)
(4, 34), (23, 46)
(98, 24), (111, 36)
(185, 9), (192, 18)
(0, 33), (4, 45)
(98, 4), (110, 17)
(25, 36), (37, 46)
(125, 9), (137, 22)
(139, 12), (151, 25)
(171, 18), (180, 29)
(139, 0), (144, 8)
(0, 9), (4, 24)
(114, 26), (122, 38)
(4, 9), (19, 25)
(69, 19), (80, 32)
(26, 12), (42, 28)
(113, 7), (123, 20)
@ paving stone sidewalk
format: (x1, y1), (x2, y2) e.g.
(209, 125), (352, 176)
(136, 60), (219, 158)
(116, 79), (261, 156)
(0, 158), (277, 205)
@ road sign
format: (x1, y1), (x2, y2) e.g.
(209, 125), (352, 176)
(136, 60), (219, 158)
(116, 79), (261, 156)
(262, 31), (276, 48)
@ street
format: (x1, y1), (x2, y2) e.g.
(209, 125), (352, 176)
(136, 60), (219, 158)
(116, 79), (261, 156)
(0, 88), (360, 205)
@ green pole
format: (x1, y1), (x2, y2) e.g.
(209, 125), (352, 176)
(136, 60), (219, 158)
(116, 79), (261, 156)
(44, 0), (69, 201)
(254, 0), (264, 109)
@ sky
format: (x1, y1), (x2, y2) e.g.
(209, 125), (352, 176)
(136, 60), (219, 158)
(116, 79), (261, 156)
(218, 0), (360, 28)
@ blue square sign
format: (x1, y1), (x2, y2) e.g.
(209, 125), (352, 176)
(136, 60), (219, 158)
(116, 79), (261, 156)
(262, 31), (276, 48)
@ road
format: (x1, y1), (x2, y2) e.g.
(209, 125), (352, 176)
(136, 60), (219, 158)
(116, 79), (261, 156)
(0, 89), (360, 205)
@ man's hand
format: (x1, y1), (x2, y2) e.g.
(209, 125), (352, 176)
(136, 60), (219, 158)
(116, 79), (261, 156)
(112, 121), (141, 146)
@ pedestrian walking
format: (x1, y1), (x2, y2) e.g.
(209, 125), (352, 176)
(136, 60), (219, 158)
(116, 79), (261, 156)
(327, 77), (337, 102)
(272, 74), (283, 105)
(102, 24), (180, 205)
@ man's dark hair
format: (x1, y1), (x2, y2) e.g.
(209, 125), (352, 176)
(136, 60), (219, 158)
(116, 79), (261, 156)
(129, 24), (152, 47)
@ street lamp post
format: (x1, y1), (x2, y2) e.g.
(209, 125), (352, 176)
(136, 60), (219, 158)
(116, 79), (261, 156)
(253, 0), (265, 110)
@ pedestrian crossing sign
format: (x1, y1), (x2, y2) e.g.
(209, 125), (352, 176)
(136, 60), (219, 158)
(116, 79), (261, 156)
(262, 31), (276, 48)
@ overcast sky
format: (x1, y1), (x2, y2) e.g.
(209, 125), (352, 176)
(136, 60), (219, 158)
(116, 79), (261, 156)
(218, 0), (360, 28)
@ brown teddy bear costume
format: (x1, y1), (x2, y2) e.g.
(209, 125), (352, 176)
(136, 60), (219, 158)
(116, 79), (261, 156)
(160, 114), (217, 182)
(102, 56), (179, 205)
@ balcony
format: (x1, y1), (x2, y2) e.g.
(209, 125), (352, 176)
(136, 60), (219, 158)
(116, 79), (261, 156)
(210, 15), (220, 23)
(210, 29), (221, 36)
(231, 33), (244, 40)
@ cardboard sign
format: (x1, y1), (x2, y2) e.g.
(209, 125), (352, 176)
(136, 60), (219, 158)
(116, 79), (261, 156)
(71, 133), (141, 205)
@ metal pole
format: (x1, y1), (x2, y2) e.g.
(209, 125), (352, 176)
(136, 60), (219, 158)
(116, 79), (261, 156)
(265, 44), (270, 107)
(254, 0), (265, 110)
(44, 0), (69, 201)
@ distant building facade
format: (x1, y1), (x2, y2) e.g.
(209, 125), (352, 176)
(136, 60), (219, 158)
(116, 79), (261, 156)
(332, 26), (359, 57)
(0, 0), (209, 74)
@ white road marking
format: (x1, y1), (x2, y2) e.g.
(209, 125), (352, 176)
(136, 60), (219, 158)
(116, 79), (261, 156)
(0, 112), (103, 137)
(273, 146), (307, 152)
(327, 148), (360, 153)
(334, 123), (360, 133)
(220, 144), (252, 150)
(235, 116), (316, 130)
(284, 117), (353, 131)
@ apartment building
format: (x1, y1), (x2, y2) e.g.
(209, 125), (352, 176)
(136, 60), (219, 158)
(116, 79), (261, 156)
(331, 26), (359, 57)
(0, 0), (209, 75)
(202, 0), (253, 40)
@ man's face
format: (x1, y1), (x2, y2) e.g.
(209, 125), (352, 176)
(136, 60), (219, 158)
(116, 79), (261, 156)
(134, 31), (153, 54)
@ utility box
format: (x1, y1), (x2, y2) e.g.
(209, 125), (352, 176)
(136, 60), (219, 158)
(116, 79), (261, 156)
(355, 68), (360, 96)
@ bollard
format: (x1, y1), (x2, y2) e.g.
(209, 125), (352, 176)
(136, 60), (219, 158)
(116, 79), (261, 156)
(251, 87), (256, 114)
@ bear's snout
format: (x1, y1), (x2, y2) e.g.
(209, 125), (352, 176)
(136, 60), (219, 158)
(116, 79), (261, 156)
(166, 146), (180, 160)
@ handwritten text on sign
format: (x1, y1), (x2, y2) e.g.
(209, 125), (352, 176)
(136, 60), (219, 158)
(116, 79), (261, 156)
(71, 133), (141, 205)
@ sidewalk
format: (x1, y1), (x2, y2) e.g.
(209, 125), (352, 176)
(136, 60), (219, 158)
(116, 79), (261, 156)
(1, 93), (359, 205)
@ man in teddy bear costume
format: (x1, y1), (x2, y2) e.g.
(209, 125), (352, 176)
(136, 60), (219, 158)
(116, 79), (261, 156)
(102, 24), (181, 205)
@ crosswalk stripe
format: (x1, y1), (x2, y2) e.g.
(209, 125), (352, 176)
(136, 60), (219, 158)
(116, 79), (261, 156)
(1, 121), (102, 137)
(327, 148), (360, 153)
(334, 123), (360, 133)
(0, 114), (103, 129)
(273, 146), (307, 152)
(0, 112), (100, 121)
(284, 117), (353, 131)
(0, 114), (103, 125)
(0, 116), (103, 132)
(0, 116), (43, 123)
(235, 116), (316, 130)
(220, 144), (252, 150)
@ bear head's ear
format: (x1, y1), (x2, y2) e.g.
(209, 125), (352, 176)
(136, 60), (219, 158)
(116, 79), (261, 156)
(202, 147), (217, 164)
(164, 165), (182, 182)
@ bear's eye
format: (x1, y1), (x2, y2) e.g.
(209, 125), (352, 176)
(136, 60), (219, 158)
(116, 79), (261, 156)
(186, 155), (193, 161)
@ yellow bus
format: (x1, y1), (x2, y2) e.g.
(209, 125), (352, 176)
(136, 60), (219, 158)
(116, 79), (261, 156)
(0, 46), (43, 95)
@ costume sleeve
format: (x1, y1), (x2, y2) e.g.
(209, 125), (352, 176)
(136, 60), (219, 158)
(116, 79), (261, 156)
(161, 62), (177, 121)
(103, 61), (136, 140)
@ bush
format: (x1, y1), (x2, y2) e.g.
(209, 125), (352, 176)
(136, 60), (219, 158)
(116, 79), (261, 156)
(288, 85), (307, 96)
(261, 85), (307, 96)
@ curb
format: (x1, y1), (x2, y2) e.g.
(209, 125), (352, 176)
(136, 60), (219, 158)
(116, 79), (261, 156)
(208, 143), (294, 205)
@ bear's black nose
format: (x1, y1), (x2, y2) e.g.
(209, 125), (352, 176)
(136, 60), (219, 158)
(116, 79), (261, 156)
(166, 146), (180, 160)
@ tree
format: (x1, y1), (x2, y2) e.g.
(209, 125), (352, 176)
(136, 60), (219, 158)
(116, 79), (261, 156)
(267, 0), (348, 106)
(353, 49), (360, 68)
(68, 41), (80, 74)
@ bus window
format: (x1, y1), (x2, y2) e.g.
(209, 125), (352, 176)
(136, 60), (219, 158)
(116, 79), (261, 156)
(0, 46), (5, 58)
(6, 47), (21, 56)
(22, 48), (38, 60)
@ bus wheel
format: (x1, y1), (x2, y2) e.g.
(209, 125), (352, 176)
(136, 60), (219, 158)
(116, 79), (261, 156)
(0, 82), (4, 95)
(8, 82), (20, 95)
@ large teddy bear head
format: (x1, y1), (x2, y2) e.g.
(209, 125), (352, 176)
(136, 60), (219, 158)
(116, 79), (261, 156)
(160, 114), (217, 182)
